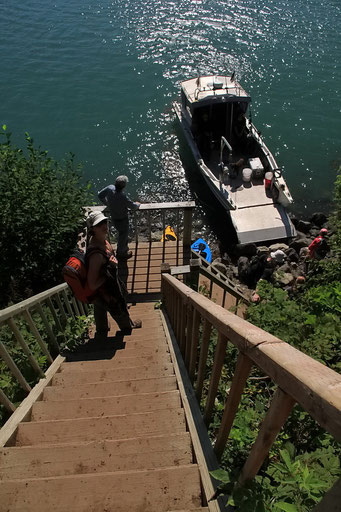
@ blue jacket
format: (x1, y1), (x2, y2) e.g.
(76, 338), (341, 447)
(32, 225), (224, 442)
(98, 185), (140, 220)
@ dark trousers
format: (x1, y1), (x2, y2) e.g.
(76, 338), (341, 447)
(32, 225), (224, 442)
(93, 297), (133, 338)
(113, 217), (129, 257)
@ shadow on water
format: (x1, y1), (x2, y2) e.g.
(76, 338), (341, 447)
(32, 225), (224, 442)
(176, 125), (238, 253)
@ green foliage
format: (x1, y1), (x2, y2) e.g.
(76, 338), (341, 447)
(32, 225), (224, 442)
(206, 171), (341, 510)
(211, 442), (339, 511)
(0, 128), (93, 307)
(0, 307), (92, 427)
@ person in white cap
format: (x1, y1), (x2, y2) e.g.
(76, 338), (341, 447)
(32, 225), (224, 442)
(98, 176), (140, 259)
(86, 211), (142, 337)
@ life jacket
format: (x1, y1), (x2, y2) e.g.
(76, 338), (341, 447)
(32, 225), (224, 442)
(62, 249), (100, 303)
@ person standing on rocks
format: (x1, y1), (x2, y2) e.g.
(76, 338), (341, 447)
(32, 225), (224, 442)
(98, 176), (141, 260)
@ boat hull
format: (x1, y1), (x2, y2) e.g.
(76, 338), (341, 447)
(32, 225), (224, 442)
(173, 99), (296, 245)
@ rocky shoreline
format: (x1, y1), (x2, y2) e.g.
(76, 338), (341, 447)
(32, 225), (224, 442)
(205, 211), (330, 301)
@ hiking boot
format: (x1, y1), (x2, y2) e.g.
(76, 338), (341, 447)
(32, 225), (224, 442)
(132, 319), (142, 329)
(118, 250), (133, 260)
(119, 319), (142, 335)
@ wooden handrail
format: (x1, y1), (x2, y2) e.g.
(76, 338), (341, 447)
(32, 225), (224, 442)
(161, 273), (341, 486)
(0, 283), (88, 416)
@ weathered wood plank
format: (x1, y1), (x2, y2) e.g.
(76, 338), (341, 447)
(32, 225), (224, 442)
(214, 353), (253, 458)
(0, 356), (65, 447)
(203, 333), (228, 426)
(16, 408), (186, 446)
(239, 388), (296, 483)
(43, 375), (178, 401)
(0, 433), (192, 480)
(0, 465), (201, 512)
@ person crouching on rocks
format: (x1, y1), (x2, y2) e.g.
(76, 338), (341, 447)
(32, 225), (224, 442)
(308, 228), (329, 260)
(86, 211), (142, 340)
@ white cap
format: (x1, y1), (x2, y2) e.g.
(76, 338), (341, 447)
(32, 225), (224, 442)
(86, 211), (108, 228)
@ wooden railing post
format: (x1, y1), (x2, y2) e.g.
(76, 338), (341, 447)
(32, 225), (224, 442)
(185, 305), (194, 367)
(203, 332), (228, 426)
(239, 387), (296, 483)
(196, 319), (212, 401)
(23, 310), (53, 364)
(7, 318), (45, 378)
(0, 388), (16, 413)
(214, 353), (253, 459)
(189, 309), (201, 382)
(186, 258), (201, 290)
(183, 207), (193, 265)
(0, 341), (31, 393)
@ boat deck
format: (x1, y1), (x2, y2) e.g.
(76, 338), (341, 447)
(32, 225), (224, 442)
(205, 151), (274, 209)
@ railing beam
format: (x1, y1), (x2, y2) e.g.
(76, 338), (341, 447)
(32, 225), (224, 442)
(196, 319), (212, 402)
(0, 341), (31, 393)
(0, 389), (16, 413)
(23, 310), (53, 364)
(7, 318), (45, 378)
(189, 309), (201, 382)
(203, 333), (228, 426)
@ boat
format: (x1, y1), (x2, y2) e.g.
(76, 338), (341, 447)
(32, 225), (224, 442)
(173, 75), (296, 245)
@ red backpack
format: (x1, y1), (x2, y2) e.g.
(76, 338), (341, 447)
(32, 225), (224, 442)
(62, 250), (94, 303)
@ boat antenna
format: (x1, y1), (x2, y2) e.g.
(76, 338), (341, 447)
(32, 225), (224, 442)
(230, 71), (236, 82)
(196, 76), (200, 88)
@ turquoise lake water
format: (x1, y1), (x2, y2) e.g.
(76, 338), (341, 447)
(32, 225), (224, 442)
(1, 0), (340, 217)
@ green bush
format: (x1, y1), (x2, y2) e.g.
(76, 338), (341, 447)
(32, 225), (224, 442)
(0, 127), (93, 307)
(207, 170), (341, 510)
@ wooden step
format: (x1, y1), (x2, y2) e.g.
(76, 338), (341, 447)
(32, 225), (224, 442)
(16, 408), (186, 446)
(107, 326), (165, 339)
(97, 345), (170, 358)
(32, 390), (181, 421)
(59, 351), (172, 371)
(43, 375), (178, 401)
(0, 464), (202, 511)
(52, 363), (174, 386)
(0, 432), (192, 480)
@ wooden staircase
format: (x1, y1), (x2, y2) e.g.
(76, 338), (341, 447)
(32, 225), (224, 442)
(0, 302), (210, 512)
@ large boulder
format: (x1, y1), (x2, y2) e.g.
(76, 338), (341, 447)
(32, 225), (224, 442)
(289, 237), (311, 253)
(273, 271), (295, 287)
(296, 220), (312, 234)
(310, 212), (327, 227)
(269, 243), (289, 252)
(286, 248), (300, 262)
(234, 243), (258, 257)
(257, 246), (270, 256)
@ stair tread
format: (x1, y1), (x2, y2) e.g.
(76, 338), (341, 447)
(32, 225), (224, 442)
(52, 363), (174, 386)
(32, 390), (181, 421)
(43, 375), (178, 401)
(16, 408), (186, 446)
(0, 464), (202, 512)
(0, 432), (192, 480)
(59, 351), (172, 371)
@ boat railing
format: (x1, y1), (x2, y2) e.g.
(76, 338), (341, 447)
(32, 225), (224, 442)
(161, 272), (341, 499)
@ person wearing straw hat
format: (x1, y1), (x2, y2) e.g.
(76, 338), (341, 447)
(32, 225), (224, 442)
(98, 176), (140, 260)
(86, 211), (142, 339)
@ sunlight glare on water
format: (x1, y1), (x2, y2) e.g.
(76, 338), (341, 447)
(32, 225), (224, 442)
(0, 0), (340, 216)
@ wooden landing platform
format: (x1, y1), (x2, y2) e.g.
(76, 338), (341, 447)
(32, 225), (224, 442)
(116, 241), (190, 297)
